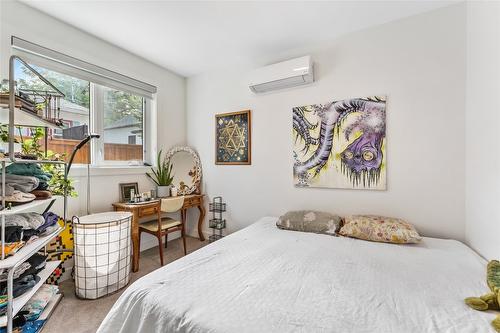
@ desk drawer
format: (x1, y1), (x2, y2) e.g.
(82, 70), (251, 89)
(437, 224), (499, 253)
(138, 205), (159, 217)
(184, 196), (201, 207)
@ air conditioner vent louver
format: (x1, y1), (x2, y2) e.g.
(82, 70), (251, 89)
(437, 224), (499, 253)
(249, 56), (314, 93)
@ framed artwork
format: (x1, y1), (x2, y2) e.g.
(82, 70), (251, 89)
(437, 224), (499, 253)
(293, 96), (386, 190)
(119, 182), (138, 202)
(215, 110), (251, 165)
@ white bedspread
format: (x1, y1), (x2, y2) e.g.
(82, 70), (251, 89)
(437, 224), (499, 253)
(98, 217), (494, 333)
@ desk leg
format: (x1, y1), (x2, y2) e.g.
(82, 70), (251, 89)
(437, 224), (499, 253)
(197, 204), (206, 241)
(131, 209), (140, 272)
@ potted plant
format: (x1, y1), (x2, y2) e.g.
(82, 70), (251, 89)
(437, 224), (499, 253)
(146, 150), (174, 197)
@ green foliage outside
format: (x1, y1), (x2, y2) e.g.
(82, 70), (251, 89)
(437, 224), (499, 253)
(18, 127), (77, 197)
(103, 89), (143, 127)
(17, 63), (90, 109)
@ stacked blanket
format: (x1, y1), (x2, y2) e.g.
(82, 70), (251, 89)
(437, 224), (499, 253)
(0, 212), (61, 257)
(0, 253), (47, 310)
(0, 163), (53, 207)
(0, 174), (39, 196)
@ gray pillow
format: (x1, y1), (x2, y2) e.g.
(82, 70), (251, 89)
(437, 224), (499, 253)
(276, 210), (342, 236)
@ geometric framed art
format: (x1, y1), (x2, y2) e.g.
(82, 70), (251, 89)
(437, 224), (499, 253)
(215, 110), (251, 165)
(293, 96), (386, 190)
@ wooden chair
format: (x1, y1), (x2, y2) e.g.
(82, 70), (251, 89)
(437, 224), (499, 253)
(138, 196), (186, 266)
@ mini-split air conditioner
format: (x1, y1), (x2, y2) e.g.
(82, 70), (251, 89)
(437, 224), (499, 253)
(248, 56), (314, 93)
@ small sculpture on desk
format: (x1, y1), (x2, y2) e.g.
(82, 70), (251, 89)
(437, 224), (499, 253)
(209, 196), (226, 243)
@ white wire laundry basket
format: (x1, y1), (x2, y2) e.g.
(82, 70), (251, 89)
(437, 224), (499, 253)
(73, 211), (132, 299)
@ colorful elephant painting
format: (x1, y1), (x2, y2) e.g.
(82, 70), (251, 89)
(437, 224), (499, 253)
(293, 96), (386, 190)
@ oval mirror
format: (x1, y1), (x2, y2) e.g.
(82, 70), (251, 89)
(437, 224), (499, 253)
(165, 146), (202, 195)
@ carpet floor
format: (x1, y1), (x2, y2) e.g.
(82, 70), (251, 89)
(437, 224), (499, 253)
(43, 236), (208, 333)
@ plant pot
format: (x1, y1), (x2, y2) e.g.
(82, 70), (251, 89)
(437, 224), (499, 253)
(157, 185), (171, 198)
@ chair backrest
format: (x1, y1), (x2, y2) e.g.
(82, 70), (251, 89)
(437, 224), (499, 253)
(161, 196), (185, 213)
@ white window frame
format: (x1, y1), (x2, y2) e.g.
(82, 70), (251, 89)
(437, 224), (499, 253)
(11, 37), (157, 169)
(89, 83), (151, 167)
(14, 60), (154, 168)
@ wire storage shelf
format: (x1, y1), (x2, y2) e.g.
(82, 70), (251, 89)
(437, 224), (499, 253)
(209, 218), (226, 230)
(208, 234), (224, 242)
(0, 55), (68, 333)
(208, 201), (226, 213)
(208, 197), (226, 243)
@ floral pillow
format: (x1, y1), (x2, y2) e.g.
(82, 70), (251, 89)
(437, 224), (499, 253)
(276, 210), (342, 236)
(339, 215), (422, 244)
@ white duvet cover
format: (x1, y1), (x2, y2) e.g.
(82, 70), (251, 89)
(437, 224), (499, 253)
(98, 217), (494, 333)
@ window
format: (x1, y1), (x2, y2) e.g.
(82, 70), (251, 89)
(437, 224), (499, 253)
(101, 86), (144, 162)
(14, 60), (149, 165)
(15, 61), (91, 164)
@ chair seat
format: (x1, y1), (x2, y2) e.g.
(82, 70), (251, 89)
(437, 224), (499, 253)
(140, 217), (182, 232)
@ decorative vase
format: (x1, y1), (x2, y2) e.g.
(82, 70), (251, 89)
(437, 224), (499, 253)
(157, 185), (171, 198)
(171, 187), (178, 197)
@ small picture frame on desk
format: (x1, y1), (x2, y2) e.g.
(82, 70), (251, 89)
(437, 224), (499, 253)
(119, 182), (138, 203)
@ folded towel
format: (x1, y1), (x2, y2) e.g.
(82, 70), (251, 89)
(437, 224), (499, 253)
(0, 226), (23, 243)
(0, 173), (39, 196)
(17, 254), (47, 279)
(0, 191), (36, 206)
(5, 213), (45, 230)
(5, 164), (52, 182)
(0, 262), (31, 282)
(0, 274), (40, 298)
(30, 190), (52, 200)
(21, 284), (58, 321)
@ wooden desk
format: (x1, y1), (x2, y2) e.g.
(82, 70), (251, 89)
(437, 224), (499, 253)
(180, 194), (206, 242)
(112, 194), (206, 272)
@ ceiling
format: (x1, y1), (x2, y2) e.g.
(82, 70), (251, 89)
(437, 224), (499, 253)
(21, 1), (456, 77)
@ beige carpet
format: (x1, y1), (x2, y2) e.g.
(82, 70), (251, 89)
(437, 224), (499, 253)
(43, 236), (208, 333)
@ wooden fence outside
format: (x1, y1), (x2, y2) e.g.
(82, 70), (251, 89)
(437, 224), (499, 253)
(43, 138), (142, 163)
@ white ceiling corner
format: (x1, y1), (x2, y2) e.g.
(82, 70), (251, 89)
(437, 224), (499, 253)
(20, 0), (457, 77)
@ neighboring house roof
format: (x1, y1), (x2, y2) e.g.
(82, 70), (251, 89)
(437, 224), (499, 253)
(60, 99), (89, 115)
(104, 114), (141, 130)
(58, 100), (140, 131)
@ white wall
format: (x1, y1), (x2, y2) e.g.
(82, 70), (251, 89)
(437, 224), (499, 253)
(0, 0), (186, 250)
(187, 4), (467, 241)
(465, 2), (500, 260)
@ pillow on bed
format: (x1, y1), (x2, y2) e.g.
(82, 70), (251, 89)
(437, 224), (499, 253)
(339, 215), (422, 244)
(276, 210), (342, 236)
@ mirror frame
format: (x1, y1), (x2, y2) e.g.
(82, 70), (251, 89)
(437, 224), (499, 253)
(165, 146), (203, 195)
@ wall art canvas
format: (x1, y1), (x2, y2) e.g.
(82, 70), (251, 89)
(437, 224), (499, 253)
(293, 96), (386, 190)
(215, 110), (251, 165)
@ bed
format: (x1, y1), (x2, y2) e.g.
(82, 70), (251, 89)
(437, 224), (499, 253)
(98, 217), (494, 333)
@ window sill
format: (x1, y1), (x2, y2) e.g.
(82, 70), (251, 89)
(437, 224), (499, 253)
(69, 165), (150, 177)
